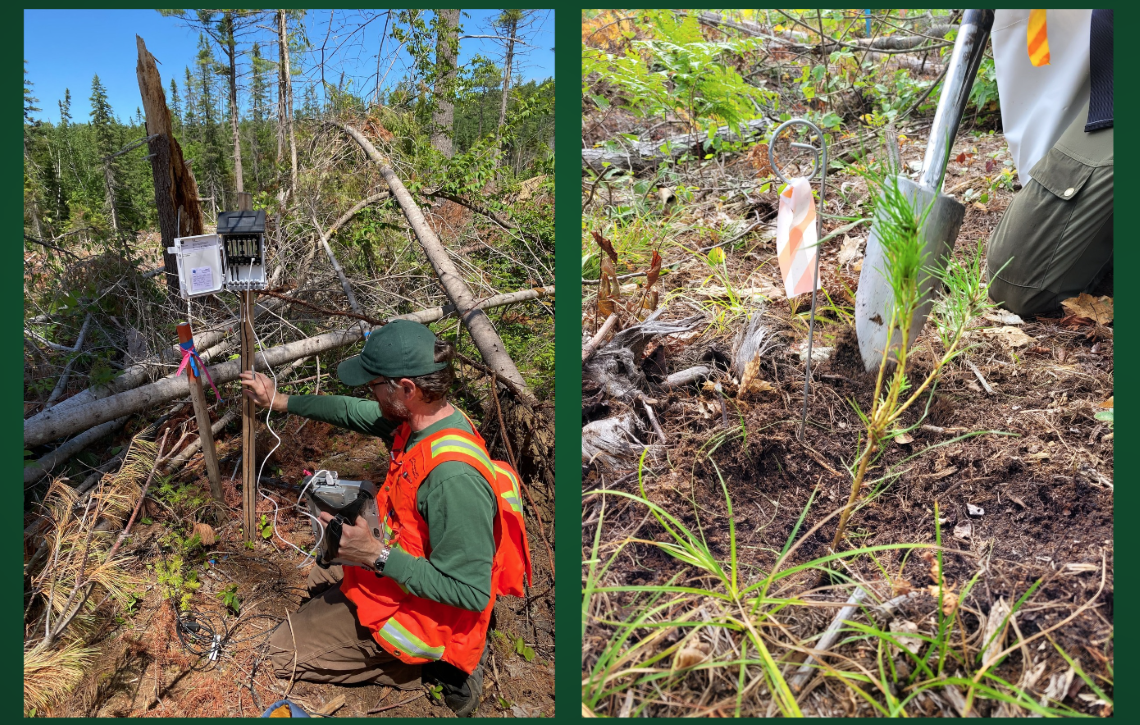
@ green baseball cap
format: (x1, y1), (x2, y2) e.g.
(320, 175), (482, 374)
(336, 319), (446, 386)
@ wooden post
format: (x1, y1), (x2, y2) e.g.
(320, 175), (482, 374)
(236, 191), (257, 541)
(241, 291), (256, 541)
(177, 323), (224, 504)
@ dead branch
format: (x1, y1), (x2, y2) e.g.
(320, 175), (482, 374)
(582, 313), (619, 362)
(24, 416), (129, 487)
(582, 117), (772, 173)
(331, 121), (539, 405)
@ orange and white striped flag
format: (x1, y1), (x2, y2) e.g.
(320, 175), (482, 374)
(775, 177), (820, 299)
(1028, 9), (1050, 66)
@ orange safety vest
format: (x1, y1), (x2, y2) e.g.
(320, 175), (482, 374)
(339, 418), (532, 674)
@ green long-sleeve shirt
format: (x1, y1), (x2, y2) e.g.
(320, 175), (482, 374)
(287, 394), (496, 611)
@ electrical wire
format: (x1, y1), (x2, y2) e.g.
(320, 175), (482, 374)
(246, 293), (329, 567)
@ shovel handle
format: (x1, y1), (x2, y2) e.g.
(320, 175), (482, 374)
(919, 9), (995, 191)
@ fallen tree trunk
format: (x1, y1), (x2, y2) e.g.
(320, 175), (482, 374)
(582, 117), (771, 173)
(332, 121), (538, 406)
(23, 416), (128, 486)
(26, 295), (287, 426)
(25, 287), (553, 447)
(27, 328), (228, 422)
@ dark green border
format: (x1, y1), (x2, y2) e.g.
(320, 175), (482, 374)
(553, 5), (582, 717)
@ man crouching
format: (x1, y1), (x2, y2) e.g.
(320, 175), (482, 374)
(240, 320), (530, 717)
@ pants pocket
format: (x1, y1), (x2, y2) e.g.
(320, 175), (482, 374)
(988, 146), (1096, 290)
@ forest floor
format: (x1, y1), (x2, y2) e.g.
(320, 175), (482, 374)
(48, 416), (556, 718)
(581, 110), (1113, 716)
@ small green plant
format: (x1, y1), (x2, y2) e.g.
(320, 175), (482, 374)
(1095, 407), (1114, 428)
(259, 514), (274, 540)
(427, 682), (444, 702)
(513, 636), (535, 662)
(154, 555), (200, 612)
(497, 696), (512, 709)
(830, 174), (1004, 552)
(217, 583), (240, 614)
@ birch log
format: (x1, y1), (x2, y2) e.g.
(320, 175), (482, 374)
(331, 121), (538, 405)
(25, 287), (553, 447)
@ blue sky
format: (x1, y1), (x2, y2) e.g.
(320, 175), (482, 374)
(24, 9), (554, 125)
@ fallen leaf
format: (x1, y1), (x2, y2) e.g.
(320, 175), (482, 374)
(888, 620), (923, 656)
(1042, 667), (1076, 704)
(980, 326), (1034, 347)
(1027, 450), (1051, 463)
(645, 250), (663, 289)
(1061, 293), (1113, 325)
(192, 522), (217, 546)
(1100, 396), (1114, 409)
(837, 235), (864, 267)
(591, 230), (618, 263)
(967, 503), (985, 517)
(673, 641), (712, 670)
(953, 520), (972, 541)
(925, 584), (959, 615)
(895, 433), (914, 445)
(739, 354), (774, 397)
(982, 310), (1024, 325)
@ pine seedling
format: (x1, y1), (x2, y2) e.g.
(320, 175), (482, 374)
(830, 174), (1001, 552)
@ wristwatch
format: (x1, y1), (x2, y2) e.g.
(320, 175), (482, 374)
(372, 545), (391, 573)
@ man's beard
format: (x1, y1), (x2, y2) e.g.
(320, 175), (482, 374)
(379, 396), (410, 421)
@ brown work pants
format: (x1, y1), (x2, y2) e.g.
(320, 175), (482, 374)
(267, 565), (421, 687)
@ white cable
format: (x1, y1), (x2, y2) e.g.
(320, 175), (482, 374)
(248, 300), (333, 567)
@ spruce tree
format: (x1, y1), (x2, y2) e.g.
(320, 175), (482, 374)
(183, 67), (197, 143)
(170, 77), (182, 130)
(90, 73), (126, 234)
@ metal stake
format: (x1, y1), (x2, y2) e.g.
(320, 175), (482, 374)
(768, 119), (828, 441)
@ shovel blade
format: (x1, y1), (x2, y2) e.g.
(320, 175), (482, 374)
(855, 177), (965, 371)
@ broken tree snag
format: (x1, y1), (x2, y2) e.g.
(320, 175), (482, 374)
(332, 121), (537, 406)
(582, 117), (772, 173)
(136, 35), (204, 298)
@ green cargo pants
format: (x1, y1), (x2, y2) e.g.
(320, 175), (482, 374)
(986, 103), (1113, 316)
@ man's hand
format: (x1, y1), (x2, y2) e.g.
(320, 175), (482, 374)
(318, 511), (383, 568)
(240, 371), (289, 412)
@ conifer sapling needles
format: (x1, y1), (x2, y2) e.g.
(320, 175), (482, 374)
(831, 174), (1003, 553)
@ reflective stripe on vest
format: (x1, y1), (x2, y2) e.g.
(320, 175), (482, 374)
(377, 617), (445, 661)
(493, 463), (522, 513)
(429, 434), (495, 474)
